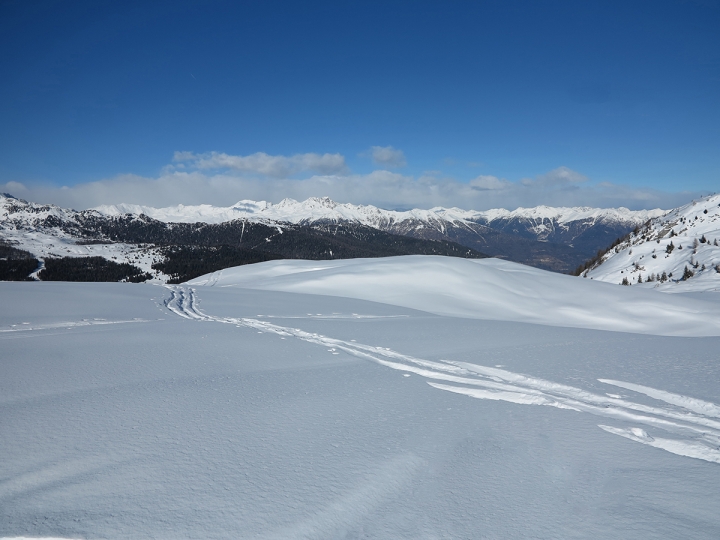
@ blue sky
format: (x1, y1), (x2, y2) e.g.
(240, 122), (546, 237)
(1, 0), (718, 210)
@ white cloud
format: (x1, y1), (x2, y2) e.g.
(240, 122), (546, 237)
(1, 181), (27, 194)
(0, 155), (699, 212)
(469, 175), (511, 191)
(172, 151), (348, 177)
(521, 166), (588, 187)
(369, 146), (406, 168)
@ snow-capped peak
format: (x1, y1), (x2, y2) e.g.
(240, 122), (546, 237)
(1, 193), (97, 223)
(478, 205), (665, 224)
(87, 196), (665, 228)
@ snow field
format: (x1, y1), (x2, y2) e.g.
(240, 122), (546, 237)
(189, 255), (720, 336)
(2, 281), (720, 538)
(168, 284), (720, 464)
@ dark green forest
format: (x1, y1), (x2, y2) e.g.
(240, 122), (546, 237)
(39, 257), (151, 282)
(153, 246), (281, 284)
(0, 242), (38, 281)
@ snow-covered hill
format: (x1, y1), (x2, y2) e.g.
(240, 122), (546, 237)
(189, 256), (720, 336)
(584, 194), (720, 292)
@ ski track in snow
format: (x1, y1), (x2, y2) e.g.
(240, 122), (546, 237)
(0, 318), (149, 334)
(164, 285), (720, 465)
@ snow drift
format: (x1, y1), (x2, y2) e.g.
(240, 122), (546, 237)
(189, 255), (720, 337)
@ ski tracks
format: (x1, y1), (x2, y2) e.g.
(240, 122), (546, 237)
(0, 318), (148, 335)
(164, 285), (720, 465)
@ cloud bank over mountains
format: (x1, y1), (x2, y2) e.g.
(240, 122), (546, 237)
(368, 146), (407, 168)
(171, 151), (349, 177)
(2, 149), (700, 211)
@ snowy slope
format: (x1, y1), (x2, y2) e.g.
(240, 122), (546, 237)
(189, 255), (720, 336)
(0, 224), (166, 280)
(0, 194), (169, 280)
(3, 276), (720, 539)
(585, 194), (720, 292)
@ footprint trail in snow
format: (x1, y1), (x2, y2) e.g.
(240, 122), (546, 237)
(164, 285), (720, 465)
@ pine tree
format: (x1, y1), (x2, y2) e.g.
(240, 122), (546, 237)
(621, 277), (630, 286)
(682, 265), (694, 280)
(666, 242), (674, 254)
(637, 274), (643, 283)
(660, 271), (668, 282)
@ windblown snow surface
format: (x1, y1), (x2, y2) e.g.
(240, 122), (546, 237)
(3, 256), (720, 539)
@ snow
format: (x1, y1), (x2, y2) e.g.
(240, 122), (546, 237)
(189, 255), (720, 336)
(477, 204), (665, 224)
(0, 225), (166, 280)
(586, 194), (720, 292)
(0, 195), (169, 281)
(92, 195), (664, 228)
(93, 199), (274, 224)
(3, 256), (720, 538)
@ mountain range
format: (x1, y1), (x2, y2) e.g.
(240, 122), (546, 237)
(1, 193), (665, 282)
(95, 196), (664, 272)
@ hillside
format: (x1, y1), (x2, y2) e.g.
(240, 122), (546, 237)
(583, 194), (720, 292)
